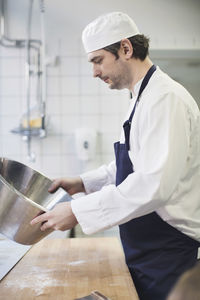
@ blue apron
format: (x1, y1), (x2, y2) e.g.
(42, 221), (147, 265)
(114, 65), (200, 300)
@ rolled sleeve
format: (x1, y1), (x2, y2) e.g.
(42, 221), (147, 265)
(80, 161), (116, 194)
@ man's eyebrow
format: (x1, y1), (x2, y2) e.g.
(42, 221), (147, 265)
(88, 56), (102, 63)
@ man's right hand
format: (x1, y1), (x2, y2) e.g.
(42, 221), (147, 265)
(48, 176), (86, 195)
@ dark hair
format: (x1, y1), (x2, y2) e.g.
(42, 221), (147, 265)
(103, 34), (149, 61)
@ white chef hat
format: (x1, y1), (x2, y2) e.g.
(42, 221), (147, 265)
(82, 12), (140, 53)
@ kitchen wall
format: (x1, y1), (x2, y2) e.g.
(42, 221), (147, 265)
(0, 0), (200, 238)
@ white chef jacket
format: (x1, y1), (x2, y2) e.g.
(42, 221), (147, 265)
(71, 67), (200, 242)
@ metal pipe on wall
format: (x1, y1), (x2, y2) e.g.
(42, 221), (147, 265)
(39, 0), (46, 137)
(0, 0), (47, 162)
(26, 0), (34, 162)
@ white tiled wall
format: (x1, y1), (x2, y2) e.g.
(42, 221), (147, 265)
(0, 44), (130, 180)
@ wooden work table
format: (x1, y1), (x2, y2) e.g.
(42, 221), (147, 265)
(0, 237), (139, 300)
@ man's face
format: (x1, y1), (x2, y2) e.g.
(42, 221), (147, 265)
(88, 49), (132, 90)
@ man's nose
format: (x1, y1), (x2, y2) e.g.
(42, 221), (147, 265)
(93, 65), (101, 78)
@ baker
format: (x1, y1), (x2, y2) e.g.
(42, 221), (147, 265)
(31, 12), (200, 300)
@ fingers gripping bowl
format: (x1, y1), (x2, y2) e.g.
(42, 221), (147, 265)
(0, 157), (72, 245)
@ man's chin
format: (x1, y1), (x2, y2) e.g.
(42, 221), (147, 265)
(106, 79), (124, 90)
(108, 82), (117, 89)
(109, 84), (123, 90)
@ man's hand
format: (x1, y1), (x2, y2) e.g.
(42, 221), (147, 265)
(30, 202), (78, 232)
(48, 176), (86, 195)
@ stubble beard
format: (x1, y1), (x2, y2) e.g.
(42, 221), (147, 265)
(108, 62), (132, 90)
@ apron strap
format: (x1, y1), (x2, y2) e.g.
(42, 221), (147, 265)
(129, 64), (156, 123)
(124, 64), (156, 150)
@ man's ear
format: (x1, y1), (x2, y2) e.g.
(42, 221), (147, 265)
(120, 39), (133, 59)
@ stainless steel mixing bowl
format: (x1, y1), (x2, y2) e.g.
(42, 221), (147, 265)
(0, 157), (72, 245)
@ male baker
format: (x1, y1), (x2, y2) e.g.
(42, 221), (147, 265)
(31, 12), (200, 300)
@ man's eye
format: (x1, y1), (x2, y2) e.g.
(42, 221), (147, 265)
(96, 59), (102, 64)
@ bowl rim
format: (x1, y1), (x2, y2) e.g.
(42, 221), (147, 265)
(0, 158), (48, 213)
(0, 157), (52, 182)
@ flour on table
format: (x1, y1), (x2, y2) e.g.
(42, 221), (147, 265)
(67, 260), (86, 266)
(4, 266), (68, 296)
